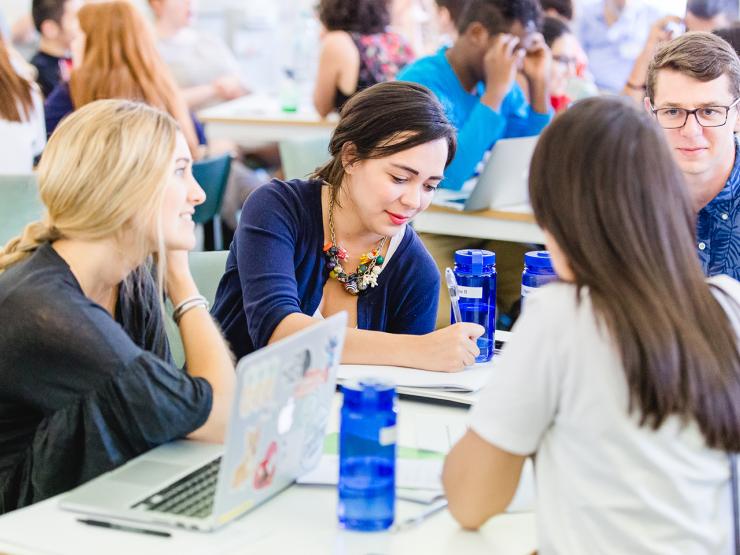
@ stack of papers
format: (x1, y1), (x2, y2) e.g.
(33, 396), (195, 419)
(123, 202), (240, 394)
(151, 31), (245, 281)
(338, 331), (511, 404)
(337, 362), (493, 405)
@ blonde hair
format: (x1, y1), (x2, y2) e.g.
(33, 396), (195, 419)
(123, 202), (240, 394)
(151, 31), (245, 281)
(0, 99), (178, 279)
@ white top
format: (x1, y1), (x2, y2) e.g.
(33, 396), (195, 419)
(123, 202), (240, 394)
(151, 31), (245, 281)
(0, 85), (45, 174)
(469, 276), (740, 555)
(156, 28), (244, 95)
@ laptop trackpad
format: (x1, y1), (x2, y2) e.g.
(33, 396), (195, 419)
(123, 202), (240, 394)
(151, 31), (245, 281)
(112, 460), (191, 487)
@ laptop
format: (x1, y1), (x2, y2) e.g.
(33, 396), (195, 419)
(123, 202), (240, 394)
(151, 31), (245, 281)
(60, 313), (347, 532)
(432, 135), (539, 212)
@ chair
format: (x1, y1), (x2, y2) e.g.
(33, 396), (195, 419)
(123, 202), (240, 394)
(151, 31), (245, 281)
(166, 250), (230, 368)
(278, 136), (331, 181)
(193, 154), (232, 250)
(0, 175), (44, 247)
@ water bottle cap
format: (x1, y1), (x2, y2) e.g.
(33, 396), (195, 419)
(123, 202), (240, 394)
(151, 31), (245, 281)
(454, 249), (496, 270)
(524, 250), (554, 270)
(341, 379), (396, 411)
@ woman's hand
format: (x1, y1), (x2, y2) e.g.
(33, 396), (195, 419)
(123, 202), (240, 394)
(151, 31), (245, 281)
(165, 250), (199, 306)
(413, 323), (485, 372)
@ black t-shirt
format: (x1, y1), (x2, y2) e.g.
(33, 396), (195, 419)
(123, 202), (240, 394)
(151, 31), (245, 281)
(0, 243), (213, 513)
(30, 51), (64, 98)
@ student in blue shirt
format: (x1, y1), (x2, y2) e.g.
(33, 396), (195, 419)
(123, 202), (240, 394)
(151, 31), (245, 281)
(211, 82), (484, 372)
(396, 0), (553, 328)
(397, 0), (552, 191)
(645, 32), (740, 280)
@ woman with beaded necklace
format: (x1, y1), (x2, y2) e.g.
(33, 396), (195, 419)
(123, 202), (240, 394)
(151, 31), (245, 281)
(212, 81), (483, 371)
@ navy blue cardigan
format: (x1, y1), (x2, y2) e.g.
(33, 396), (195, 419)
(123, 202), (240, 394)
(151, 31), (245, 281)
(212, 179), (440, 360)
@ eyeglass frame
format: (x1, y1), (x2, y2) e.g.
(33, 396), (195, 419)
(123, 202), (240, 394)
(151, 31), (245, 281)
(649, 97), (740, 129)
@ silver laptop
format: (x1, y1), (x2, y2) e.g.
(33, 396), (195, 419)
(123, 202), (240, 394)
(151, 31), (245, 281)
(60, 313), (347, 532)
(432, 135), (538, 211)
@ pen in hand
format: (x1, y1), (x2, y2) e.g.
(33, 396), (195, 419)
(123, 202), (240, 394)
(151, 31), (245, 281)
(445, 268), (463, 324)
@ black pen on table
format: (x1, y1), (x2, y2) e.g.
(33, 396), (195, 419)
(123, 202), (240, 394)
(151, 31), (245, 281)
(391, 499), (449, 533)
(77, 518), (171, 538)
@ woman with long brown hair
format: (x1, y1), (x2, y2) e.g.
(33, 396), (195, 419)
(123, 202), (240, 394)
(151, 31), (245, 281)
(0, 30), (45, 173)
(43, 1), (202, 156)
(443, 96), (740, 554)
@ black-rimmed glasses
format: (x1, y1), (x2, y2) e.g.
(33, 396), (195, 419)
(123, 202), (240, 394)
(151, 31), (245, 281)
(651, 98), (740, 129)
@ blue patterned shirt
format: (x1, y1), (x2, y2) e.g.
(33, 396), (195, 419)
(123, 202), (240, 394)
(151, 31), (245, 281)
(696, 139), (740, 279)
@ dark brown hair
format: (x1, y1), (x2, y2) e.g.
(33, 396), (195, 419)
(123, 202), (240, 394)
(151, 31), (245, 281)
(317, 0), (390, 34)
(32, 0), (66, 31)
(714, 23), (740, 57)
(0, 32), (34, 122)
(687, 0), (738, 20)
(646, 32), (740, 104)
(435, 0), (471, 25)
(541, 0), (573, 21)
(457, 0), (542, 35)
(529, 96), (740, 451)
(312, 81), (456, 201)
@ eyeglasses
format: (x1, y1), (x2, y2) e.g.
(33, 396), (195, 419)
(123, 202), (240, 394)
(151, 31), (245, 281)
(552, 55), (578, 68)
(650, 98), (740, 129)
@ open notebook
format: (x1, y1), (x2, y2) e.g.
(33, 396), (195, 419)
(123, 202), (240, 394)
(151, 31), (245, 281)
(337, 331), (510, 405)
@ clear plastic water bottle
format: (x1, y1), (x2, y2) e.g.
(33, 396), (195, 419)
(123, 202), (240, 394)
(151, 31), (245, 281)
(338, 380), (397, 531)
(453, 249), (496, 363)
(521, 250), (557, 303)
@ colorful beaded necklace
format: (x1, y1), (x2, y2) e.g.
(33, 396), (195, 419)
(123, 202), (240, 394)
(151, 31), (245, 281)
(323, 194), (387, 296)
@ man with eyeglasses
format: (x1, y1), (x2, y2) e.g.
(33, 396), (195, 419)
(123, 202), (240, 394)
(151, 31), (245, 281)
(645, 32), (740, 279)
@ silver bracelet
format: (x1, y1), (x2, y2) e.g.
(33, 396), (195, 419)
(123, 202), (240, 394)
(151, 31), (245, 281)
(172, 295), (209, 324)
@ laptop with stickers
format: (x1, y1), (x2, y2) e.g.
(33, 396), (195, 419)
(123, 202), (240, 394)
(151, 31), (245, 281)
(60, 313), (347, 531)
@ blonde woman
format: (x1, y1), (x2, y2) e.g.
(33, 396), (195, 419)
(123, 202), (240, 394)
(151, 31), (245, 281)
(0, 99), (235, 514)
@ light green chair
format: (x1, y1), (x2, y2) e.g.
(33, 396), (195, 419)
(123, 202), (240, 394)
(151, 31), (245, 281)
(278, 136), (331, 180)
(0, 175), (43, 246)
(166, 250), (230, 368)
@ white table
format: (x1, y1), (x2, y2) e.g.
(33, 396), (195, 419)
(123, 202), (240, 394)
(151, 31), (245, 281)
(198, 94), (337, 147)
(414, 205), (544, 244)
(0, 397), (536, 555)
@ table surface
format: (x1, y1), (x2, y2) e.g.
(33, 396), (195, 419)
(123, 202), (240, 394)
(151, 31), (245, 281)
(198, 94), (337, 128)
(414, 204), (544, 244)
(0, 396), (536, 555)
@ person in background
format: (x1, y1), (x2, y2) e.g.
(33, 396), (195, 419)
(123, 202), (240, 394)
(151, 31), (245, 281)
(29, 0), (80, 97)
(443, 95), (740, 555)
(714, 23), (740, 56)
(314, 0), (415, 117)
(622, 0), (738, 103)
(148, 0), (249, 111)
(0, 99), (236, 513)
(540, 0), (572, 22)
(44, 1), (203, 156)
(212, 81), (485, 372)
(577, 0), (663, 93)
(685, 0), (738, 33)
(0, 30), (45, 173)
(433, 0), (470, 44)
(646, 32), (740, 280)
(542, 16), (580, 112)
(397, 0), (552, 329)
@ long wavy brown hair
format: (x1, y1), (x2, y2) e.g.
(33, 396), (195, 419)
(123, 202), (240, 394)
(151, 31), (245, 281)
(0, 32), (34, 122)
(529, 96), (740, 451)
(69, 1), (200, 155)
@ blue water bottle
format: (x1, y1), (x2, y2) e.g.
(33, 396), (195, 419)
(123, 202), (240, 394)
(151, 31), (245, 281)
(521, 251), (557, 303)
(338, 380), (397, 531)
(453, 249), (496, 363)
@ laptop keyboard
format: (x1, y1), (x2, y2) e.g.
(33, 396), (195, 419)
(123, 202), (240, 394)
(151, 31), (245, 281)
(132, 457), (222, 519)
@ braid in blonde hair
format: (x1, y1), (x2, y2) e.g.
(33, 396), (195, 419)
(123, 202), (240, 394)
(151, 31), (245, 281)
(0, 219), (63, 273)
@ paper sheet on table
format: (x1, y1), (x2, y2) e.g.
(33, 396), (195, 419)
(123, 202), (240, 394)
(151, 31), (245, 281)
(297, 455), (443, 491)
(338, 362), (494, 393)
